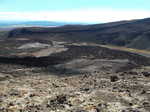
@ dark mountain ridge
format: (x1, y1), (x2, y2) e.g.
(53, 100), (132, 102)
(4, 18), (150, 50)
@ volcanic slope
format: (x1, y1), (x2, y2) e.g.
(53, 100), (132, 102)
(5, 18), (150, 50)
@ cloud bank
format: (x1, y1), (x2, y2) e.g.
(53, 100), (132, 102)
(0, 9), (150, 23)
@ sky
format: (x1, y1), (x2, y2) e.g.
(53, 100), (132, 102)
(0, 0), (150, 23)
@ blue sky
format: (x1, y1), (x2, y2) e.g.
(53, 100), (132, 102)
(0, 0), (150, 23)
(1, 0), (150, 11)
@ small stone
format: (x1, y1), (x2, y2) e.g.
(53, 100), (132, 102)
(128, 71), (138, 75)
(143, 102), (149, 107)
(80, 88), (90, 92)
(142, 72), (150, 77)
(85, 106), (100, 112)
(141, 90), (146, 94)
(110, 75), (119, 82)
(89, 108), (100, 112)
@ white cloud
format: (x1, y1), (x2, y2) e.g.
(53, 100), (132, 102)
(0, 9), (150, 23)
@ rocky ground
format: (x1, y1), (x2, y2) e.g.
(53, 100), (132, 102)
(0, 65), (150, 112)
(0, 42), (150, 112)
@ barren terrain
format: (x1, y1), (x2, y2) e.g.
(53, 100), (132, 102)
(0, 18), (150, 112)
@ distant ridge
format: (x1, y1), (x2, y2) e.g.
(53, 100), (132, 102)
(0, 21), (83, 28)
(5, 17), (150, 50)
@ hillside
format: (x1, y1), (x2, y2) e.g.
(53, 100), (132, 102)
(5, 18), (150, 50)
